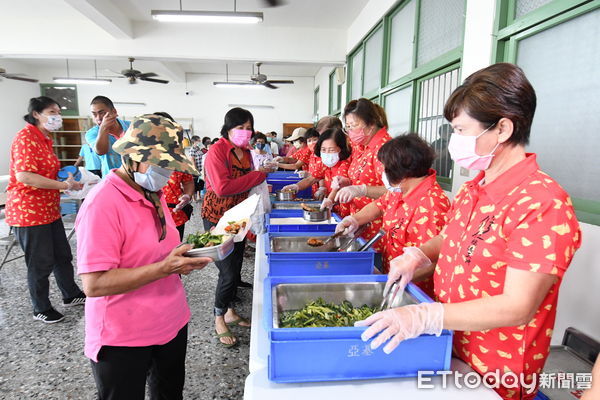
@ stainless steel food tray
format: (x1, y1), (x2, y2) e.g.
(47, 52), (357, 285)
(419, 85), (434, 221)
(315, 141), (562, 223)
(184, 235), (234, 261)
(270, 235), (360, 253)
(272, 282), (417, 328)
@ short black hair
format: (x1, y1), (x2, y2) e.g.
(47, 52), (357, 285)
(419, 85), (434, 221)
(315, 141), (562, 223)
(305, 128), (320, 141)
(315, 128), (351, 161)
(23, 96), (60, 125)
(220, 107), (254, 138)
(191, 135), (200, 142)
(252, 132), (268, 144)
(202, 136), (211, 145)
(377, 133), (435, 184)
(153, 111), (175, 122)
(90, 95), (115, 109)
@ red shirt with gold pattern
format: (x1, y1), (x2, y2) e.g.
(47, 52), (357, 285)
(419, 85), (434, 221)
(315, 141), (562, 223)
(163, 171), (194, 227)
(313, 158), (352, 217)
(293, 145), (312, 171)
(434, 154), (582, 400)
(375, 170), (450, 297)
(347, 127), (391, 251)
(307, 153), (326, 196)
(6, 124), (61, 227)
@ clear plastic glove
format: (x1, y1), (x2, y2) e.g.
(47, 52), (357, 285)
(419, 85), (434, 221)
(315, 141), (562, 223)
(173, 194), (191, 212)
(65, 173), (83, 191)
(295, 170), (308, 178)
(335, 184), (367, 204)
(385, 247), (432, 298)
(314, 187), (327, 200)
(330, 176), (351, 190)
(335, 215), (359, 236)
(355, 302), (444, 354)
(264, 160), (279, 170)
(273, 156), (284, 163)
(320, 198), (334, 211)
(282, 183), (299, 193)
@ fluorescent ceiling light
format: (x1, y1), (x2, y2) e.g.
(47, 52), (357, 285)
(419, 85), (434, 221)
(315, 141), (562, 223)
(114, 102), (147, 106)
(53, 77), (111, 85)
(228, 104), (274, 109)
(214, 81), (263, 88)
(151, 10), (263, 24)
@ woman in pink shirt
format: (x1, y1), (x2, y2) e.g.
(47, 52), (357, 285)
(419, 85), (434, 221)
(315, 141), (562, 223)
(75, 114), (211, 400)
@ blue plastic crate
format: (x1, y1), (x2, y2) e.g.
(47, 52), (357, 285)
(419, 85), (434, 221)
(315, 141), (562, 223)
(263, 275), (453, 383)
(266, 212), (341, 232)
(264, 232), (374, 276)
(268, 179), (312, 198)
(267, 171), (300, 180)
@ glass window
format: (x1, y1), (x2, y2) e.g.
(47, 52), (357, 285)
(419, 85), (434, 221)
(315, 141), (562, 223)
(363, 27), (384, 95)
(416, 67), (461, 180)
(416, 0), (465, 67)
(515, 0), (553, 19)
(350, 48), (364, 100)
(516, 8), (600, 202)
(384, 86), (413, 137)
(388, 0), (416, 83)
(314, 86), (319, 120)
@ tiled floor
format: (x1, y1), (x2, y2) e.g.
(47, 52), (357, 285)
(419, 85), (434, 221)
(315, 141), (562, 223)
(0, 207), (254, 400)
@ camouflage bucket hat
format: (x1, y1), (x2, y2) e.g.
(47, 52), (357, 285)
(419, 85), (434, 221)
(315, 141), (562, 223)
(112, 114), (198, 175)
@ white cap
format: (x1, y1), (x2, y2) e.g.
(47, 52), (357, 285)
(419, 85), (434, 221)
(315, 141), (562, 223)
(286, 127), (307, 142)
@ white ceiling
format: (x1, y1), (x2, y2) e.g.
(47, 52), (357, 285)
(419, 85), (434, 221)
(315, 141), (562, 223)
(0, 0), (367, 80)
(114, 0), (367, 28)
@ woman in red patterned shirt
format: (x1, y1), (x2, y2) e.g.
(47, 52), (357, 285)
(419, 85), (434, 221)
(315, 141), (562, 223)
(334, 98), (391, 251)
(6, 96), (86, 324)
(335, 134), (450, 297)
(356, 64), (582, 400)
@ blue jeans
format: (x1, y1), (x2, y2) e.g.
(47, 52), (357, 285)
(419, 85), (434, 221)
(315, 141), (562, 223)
(13, 218), (83, 313)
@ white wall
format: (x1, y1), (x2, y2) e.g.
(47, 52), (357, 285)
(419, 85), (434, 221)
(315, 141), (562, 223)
(314, 67), (332, 120)
(27, 67), (315, 141)
(0, 60), (40, 175)
(346, 0), (397, 52)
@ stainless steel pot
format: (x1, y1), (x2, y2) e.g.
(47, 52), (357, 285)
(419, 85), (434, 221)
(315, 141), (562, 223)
(276, 190), (296, 201)
(302, 208), (330, 222)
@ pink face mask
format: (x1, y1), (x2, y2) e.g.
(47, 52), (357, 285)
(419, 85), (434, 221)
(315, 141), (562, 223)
(230, 129), (252, 148)
(348, 128), (367, 145)
(448, 124), (499, 171)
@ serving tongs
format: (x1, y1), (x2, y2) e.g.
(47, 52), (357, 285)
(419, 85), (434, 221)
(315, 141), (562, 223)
(319, 230), (344, 247)
(379, 280), (402, 311)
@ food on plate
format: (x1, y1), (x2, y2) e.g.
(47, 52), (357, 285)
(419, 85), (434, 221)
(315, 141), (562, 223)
(224, 220), (247, 235)
(186, 232), (226, 248)
(280, 298), (377, 328)
(301, 203), (319, 212)
(306, 238), (324, 247)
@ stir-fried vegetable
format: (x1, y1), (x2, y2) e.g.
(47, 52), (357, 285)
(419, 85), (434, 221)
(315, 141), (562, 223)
(185, 232), (226, 248)
(279, 298), (377, 328)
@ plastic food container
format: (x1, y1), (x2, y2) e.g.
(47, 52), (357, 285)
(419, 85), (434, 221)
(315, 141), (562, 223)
(184, 235), (234, 261)
(263, 275), (453, 383)
(264, 232), (374, 276)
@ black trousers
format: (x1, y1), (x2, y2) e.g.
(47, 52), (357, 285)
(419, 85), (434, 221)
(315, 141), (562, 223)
(91, 324), (188, 400)
(13, 218), (83, 313)
(176, 224), (185, 241)
(202, 219), (245, 316)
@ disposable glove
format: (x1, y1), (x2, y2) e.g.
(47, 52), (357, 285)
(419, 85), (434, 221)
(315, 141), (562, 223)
(282, 183), (299, 192)
(320, 198), (334, 211)
(335, 184), (367, 204)
(335, 215), (359, 236)
(174, 194), (191, 212)
(314, 187), (327, 200)
(385, 247), (432, 298)
(355, 302), (444, 354)
(330, 176), (351, 190)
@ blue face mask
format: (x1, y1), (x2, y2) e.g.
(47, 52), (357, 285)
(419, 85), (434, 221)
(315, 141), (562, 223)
(134, 165), (173, 192)
(382, 172), (402, 193)
(256, 143), (266, 150)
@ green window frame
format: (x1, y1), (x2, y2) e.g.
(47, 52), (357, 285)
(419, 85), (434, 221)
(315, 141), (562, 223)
(328, 69), (342, 115)
(493, 0), (600, 225)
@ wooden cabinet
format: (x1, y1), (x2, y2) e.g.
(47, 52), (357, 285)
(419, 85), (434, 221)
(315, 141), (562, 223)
(50, 117), (92, 168)
(282, 123), (314, 139)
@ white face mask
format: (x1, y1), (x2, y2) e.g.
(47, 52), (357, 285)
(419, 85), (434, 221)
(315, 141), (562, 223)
(448, 123), (499, 171)
(382, 171), (402, 193)
(43, 114), (63, 131)
(134, 165), (173, 192)
(293, 141), (302, 149)
(321, 152), (340, 168)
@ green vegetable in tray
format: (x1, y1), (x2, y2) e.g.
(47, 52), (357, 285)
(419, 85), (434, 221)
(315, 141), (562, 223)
(185, 232), (225, 248)
(279, 298), (377, 328)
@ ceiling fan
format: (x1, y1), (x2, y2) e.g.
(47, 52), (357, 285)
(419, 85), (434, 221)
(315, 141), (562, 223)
(0, 67), (38, 83)
(214, 62), (294, 89)
(106, 57), (169, 84)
